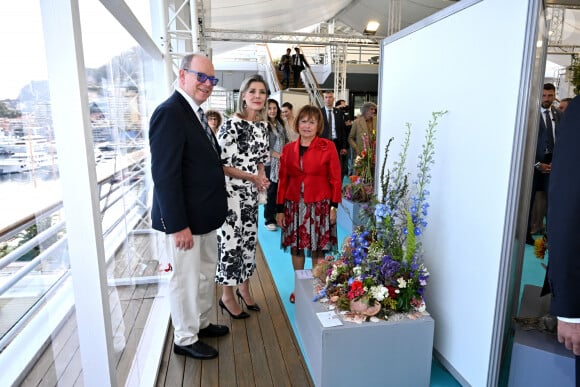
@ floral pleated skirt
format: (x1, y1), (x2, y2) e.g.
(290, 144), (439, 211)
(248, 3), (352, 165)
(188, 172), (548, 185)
(280, 198), (338, 256)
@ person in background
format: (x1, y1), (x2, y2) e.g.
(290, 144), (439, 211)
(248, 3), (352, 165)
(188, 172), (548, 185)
(336, 99), (354, 175)
(559, 97), (572, 113)
(149, 53), (229, 360)
(526, 83), (559, 246)
(281, 101), (299, 142)
(291, 47), (310, 88)
(215, 74), (270, 318)
(264, 99), (289, 231)
(546, 95), (580, 385)
(280, 48), (292, 89)
(206, 109), (222, 135)
(321, 90), (348, 178)
(335, 99), (352, 130)
(276, 105), (342, 304)
(348, 102), (377, 155)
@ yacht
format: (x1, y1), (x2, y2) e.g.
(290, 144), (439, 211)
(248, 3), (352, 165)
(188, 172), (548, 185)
(0, 151), (56, 174)
(0, 135), (58, 174)
(8, 135), (56, 154)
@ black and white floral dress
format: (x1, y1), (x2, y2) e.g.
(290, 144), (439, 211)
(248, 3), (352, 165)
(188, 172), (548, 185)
(215, 115), (269, 285)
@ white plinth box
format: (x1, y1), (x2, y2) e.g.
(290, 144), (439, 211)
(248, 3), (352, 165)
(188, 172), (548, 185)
(508, 285), (575, 386)
(295, 276), (435, 387)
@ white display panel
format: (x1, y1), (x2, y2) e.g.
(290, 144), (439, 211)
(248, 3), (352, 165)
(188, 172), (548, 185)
(377, 0), (541, 384)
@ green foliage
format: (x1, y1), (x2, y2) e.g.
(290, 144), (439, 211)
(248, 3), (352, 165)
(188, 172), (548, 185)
(404, 211), (416, 264)
(0, 101), (21, 118)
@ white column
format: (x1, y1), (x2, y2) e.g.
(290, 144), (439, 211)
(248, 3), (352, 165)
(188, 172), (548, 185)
(39, 1), (116, 386)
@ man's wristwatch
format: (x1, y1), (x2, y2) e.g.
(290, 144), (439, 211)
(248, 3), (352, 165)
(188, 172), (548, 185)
(534, 162), (541, 170)
(330, 206), (337, 212)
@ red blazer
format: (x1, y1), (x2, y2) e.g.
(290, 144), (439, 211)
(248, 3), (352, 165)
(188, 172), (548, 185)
(277, 136), (342, 205)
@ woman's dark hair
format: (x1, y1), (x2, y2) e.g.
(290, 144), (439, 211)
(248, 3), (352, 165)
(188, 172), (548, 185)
(267, 99), (284, 129)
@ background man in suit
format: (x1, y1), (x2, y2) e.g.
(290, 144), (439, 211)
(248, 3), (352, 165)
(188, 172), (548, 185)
(291, 47), (309, 88)
(280, 48), (291, 88)
(321, 90), (348, 178)
(336, 99), (353, 175)
(559, 97), (573, 113)
(149, 53), (229, 360)
(547, 95), (580, 384)
(526, 83), (559, 245)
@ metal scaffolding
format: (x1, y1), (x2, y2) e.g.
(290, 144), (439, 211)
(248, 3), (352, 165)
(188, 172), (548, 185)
(162, 0), (382, 99)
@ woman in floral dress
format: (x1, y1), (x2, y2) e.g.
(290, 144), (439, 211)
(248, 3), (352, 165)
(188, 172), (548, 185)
(215, 74), (270, 318)
(276, 105), (342, 303)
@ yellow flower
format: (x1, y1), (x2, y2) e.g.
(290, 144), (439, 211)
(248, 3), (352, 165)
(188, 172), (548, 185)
(534, 236), (547, 259)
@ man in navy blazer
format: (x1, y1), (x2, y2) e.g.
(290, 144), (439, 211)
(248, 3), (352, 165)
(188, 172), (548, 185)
(149, 53), (228, 360)
(547, 95), (580, 382)
(527, 83), (559, 245)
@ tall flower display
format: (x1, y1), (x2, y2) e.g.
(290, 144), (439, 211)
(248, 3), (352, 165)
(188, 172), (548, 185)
(314, 111), (447, 319)
(343, 128), (376, 202)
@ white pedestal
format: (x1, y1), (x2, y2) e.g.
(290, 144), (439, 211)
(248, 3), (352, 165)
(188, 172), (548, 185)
(295, 275), (435, 387)
(508, 285), (575, 386)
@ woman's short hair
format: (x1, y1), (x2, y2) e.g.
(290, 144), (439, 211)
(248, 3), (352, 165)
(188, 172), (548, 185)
(360, 102), (377, 117)
(236, 74), (268, 121)
(205, 110), (222, 128)
(294, 105), (324, 136)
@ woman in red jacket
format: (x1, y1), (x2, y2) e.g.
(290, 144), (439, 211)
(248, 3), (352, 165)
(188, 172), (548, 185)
(276, 105), (342, 303)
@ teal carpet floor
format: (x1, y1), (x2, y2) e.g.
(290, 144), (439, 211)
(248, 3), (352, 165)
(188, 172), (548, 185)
(257, 203), (548, 386)
(256, 205), (461, 386)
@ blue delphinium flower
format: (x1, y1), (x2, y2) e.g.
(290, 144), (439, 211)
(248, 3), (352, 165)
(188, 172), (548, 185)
(374, 203), (390, 219)
(381, 255), (401, 280)
(421, 203), (429, 216)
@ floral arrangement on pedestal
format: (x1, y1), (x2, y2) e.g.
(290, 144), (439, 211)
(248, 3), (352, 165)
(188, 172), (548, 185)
(313, 111), (447, 321)
(343, 130), (376, 203)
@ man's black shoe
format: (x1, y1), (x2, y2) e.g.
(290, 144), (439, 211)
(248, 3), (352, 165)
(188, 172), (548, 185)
(525, 234), (535, 246)
(173, 341), (218, 359)
(199, 323), (229, 337)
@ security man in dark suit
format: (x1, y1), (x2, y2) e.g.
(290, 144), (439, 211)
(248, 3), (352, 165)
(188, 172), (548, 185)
(320, 90), (348, 178)
(526, 83), (559, 245)
(291, 47), (310, 88)
(149, 53), (228, 360)
(547, 95), (580, 386)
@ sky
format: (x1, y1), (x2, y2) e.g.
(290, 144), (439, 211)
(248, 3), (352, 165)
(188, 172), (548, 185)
(0, 0), (146, 100)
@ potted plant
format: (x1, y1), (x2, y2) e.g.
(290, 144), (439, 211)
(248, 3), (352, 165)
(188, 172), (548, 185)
(339, 131), (376, 233)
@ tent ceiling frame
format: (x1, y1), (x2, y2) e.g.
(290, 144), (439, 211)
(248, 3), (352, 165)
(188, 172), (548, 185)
(201, 28), (384, 47)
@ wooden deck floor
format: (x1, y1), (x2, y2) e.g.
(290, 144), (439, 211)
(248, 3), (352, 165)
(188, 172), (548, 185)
(18, 233), (313, 387)
(155, 242), (313, 387)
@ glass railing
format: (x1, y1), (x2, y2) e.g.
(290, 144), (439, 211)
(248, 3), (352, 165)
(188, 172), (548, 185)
(0, 152), (149, 354)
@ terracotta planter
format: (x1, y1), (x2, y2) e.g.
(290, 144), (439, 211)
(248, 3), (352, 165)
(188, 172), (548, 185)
(349, 299), (381, 316)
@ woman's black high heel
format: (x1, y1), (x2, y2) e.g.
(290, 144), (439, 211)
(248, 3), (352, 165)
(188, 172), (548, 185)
(236, 289), (261, 312)
(219, 298), (250, 319)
